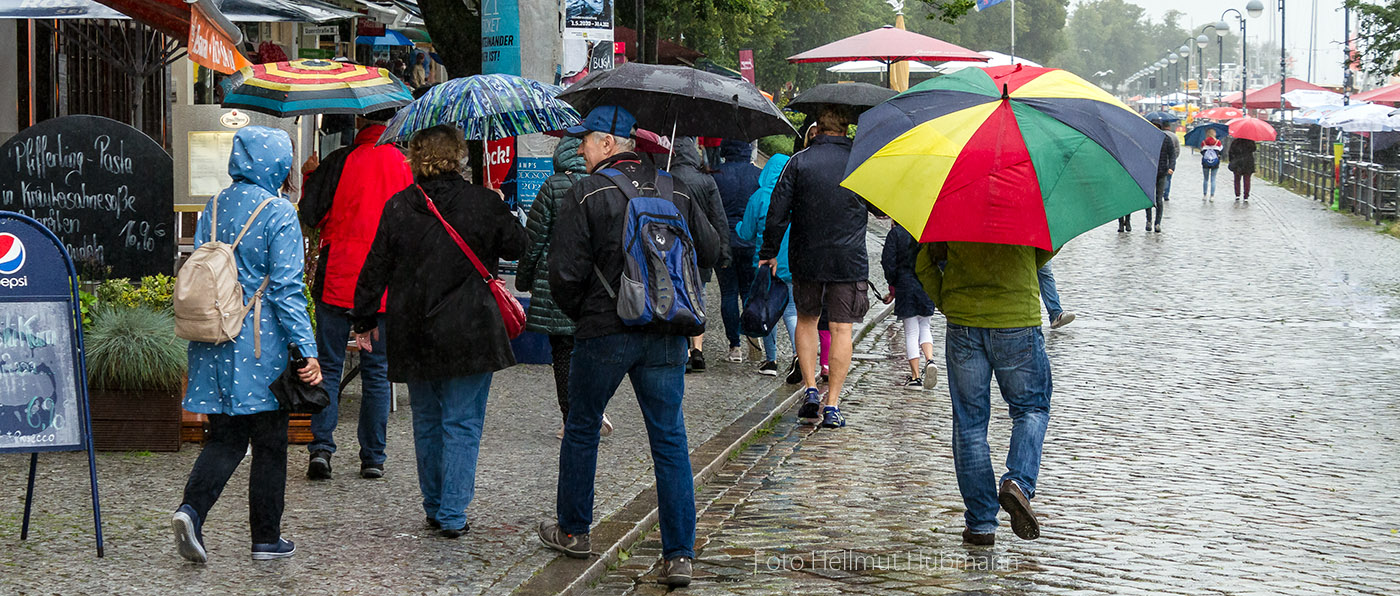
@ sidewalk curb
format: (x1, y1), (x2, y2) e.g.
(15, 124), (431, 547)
(513, 302), (896, 596)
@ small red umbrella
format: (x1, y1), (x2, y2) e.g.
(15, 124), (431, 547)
(1228, 117), (1277, 141)
(1198, 106), (1244, 120)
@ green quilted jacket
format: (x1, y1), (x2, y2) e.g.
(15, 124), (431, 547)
(516, 137), (586, 335)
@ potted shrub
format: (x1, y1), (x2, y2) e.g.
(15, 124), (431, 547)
(84, 287), (187, 452)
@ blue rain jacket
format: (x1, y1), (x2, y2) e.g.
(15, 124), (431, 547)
(736, 154), (792, 283)
(184, 126), (318, 416)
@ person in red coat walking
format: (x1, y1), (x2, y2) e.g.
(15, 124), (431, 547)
(298, 108), (414, 481)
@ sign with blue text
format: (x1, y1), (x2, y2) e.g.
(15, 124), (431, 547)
(0, 214), (88, 453)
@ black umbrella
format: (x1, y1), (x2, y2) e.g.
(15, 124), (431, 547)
(786, 82), (898, 115)
(557, 62), (796, 140)
(270, 345), (330, 415)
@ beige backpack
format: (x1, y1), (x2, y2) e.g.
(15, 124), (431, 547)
(173, 196), (277, 357)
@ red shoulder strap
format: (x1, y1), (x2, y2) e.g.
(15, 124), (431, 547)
(417, 184), (492, 282)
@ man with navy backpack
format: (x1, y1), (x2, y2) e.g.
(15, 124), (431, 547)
(540, 105), (721, 588)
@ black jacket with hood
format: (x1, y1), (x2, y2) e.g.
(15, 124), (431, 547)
(668, 137), (731, 274)
(761, 134), (881, 283)
(548, 152), (723, 340)
(352, 171), (529, 381)
(711, 139), (761, 249)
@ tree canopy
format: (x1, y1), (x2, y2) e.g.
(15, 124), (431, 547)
(1342, 0), (1400, 81)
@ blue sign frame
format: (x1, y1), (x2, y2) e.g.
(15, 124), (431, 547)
(0, 211), (104, 556)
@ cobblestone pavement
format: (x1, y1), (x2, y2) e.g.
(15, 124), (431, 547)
(0, 277), (794, 595)
(584, 165), (1400, 595)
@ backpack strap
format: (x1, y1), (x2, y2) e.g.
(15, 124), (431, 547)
(591, 168), (676, 299)
(232, 197), (278, 248)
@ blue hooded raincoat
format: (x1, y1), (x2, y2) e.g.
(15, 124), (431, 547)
(736, 154), (792, 282)
(184, 126), (318, 416)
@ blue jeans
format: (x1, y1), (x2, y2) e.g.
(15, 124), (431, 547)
(558, 333), (695, 559)
(763, 285), (799, 362)
(405, 373), (492, 530)
(717, 247), (757, 348)
(1203, 166), (1218, 196)
(308, 303), (391, 465)
(944, 324), (1052, 534)
(1036, 264), (1062, 322)
(1164, 171), (1173, 198)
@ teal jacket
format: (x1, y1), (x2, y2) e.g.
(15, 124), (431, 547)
(736, 154), (792, 282)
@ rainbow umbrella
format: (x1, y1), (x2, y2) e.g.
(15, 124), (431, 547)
(221, 59), (412, 117)
(378, 74), (580, 144)
(842, 64), (1159, 250)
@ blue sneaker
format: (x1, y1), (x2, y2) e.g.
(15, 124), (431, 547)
(820, 406), (846, 429)
(251, 538), (296, 560)
(172, 504), (206, 563)
(796, 387), (821, 420)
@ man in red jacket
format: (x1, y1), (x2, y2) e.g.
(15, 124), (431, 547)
(299, 108), (413, 481)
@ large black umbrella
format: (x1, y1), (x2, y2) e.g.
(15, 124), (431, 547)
(557, 62), (796, 139)
(786, 82), (898, 115)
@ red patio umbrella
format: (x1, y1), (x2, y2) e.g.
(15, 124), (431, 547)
(1229, 78), (1330, 109)
(1352, 82), (1400, 106)
(1198, 107), (1244, 120)
(787, 26), (986, 65)
(1228, 117), (1276, 142)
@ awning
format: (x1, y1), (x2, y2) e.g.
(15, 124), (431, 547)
(0, 0), (357, 23)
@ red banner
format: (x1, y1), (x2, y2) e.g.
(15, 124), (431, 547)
(739, 49), (755, 84)
(486, 137), (515, 188)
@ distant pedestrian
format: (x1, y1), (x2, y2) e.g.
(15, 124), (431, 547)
(668, 137), (731, 373)
(516, 136), (614, 439)
(712, 139), (763, 368)
(351, 124), (528, 537)
(541, 106), (722, 588)
(299, 108), (411, 482)
(1148, 121), (1178, 232)
(917, 241), (1054, 546)
(1200, 128), (1223, 201)
(736, 152), (799, 379)
(881, 224), (937, 390)
(1228, 138), (1257, 202)
(1038, 264), (1074, 329)
(173, 126), (322, 564)
(760, 107), (881, 429)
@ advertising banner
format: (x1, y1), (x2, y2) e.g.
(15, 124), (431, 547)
(482, 0), (522, 75)
(562, 0), (614, 86)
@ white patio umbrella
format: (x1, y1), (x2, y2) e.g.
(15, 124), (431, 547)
(1319, 103), (1399, 132)
(827, 60), (936, 74)
(933, 50), (1042, 74)
(1282, 89), (1345, 110)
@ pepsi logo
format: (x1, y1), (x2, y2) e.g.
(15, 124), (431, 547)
(0, 233), (24, 275)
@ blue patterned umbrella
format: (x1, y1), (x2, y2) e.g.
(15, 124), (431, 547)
(377, 74), (580, 144)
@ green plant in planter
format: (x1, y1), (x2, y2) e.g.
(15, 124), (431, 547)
(85, 305), (187, 391)
(94, 274), (176, 313)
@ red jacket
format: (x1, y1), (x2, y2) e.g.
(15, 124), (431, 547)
(299, 125), (413, 310)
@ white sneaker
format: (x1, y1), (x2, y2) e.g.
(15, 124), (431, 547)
(600, 413), (614, 437)
(923, 361), (939, 388)
(1050, 312), (1076, 329)
(727, 346), (743, 363)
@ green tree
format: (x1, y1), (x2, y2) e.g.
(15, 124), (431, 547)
(418, 0), (481, 77)
(1050, 1), (1239, 94)
(1341, 0), (1396, 80)
(910, 0), (1068, 64)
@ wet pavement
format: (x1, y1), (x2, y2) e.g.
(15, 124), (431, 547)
(583, 164), (1400, 595)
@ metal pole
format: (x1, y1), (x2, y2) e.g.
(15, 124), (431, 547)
(1279, 0), (1286, 178)
(1218, 36), (1224, 105)
(1010, 0), (1016, 63)
(1242, 18), (1249, 112)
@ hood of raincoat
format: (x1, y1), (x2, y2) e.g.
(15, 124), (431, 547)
(671, 136), (704, 170)
(553, 136), (587, 175)
(757, 153), (790, 193)
(227, 126), (293, 195)
(720, 139), (752, 163)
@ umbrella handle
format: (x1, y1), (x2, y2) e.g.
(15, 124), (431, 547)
(666, 120), (677, 171)
(483, 139), (492, 189)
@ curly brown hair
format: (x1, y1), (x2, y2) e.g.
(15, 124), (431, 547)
(408, 124), (466, 178)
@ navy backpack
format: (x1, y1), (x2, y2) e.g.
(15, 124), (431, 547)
(595, 168), (706, 332)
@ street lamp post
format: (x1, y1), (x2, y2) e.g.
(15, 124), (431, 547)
(1218, 2), (1264, 112)
(1278, 0), (1287, 179)
(1169, 52), (1179, 107)
(1197, 28), (1212, 102)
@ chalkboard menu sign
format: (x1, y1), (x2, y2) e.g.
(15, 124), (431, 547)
(0, 115), (175, 280)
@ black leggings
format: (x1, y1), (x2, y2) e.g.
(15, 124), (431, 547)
(181, 410), (288, 544)
(549, 334), (575, 422)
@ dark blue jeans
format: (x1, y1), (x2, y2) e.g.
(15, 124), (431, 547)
(945, 324), (1052, 534)
(557, 333), (695, 559)
(308, 303), (391, 465)
(716, 246), (757, 348)
(1037, 264), (1062, 322)
(405, 373), (492, 530)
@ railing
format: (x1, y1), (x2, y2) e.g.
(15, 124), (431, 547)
(1254, 134), (1399, 223)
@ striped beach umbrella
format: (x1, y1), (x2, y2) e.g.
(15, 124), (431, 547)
(221, 59), (412, 117)
(377, 74), (580, 143)
(842, 64), (1160, 251)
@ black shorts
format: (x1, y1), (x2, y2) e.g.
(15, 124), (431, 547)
(792, 279), (870, 324)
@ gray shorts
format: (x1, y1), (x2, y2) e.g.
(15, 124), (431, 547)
(792, 279), (870, 324)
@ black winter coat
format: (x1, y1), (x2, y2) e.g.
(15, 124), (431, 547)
(517, 137), (586, 336)
(881, 224), (936, 319)
(549, 152), (723, 340)
(1228, 139), (1256, 174)
(668, 138), (732, 276)
(761, 135), (880, 283)
(1157, 130), (1180, 177)
(352, 172), (529, 382)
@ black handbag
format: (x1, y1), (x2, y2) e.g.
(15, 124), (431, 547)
(741, 268), (790, 338)
(270, 344), (331, 414)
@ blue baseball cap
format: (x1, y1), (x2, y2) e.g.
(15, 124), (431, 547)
(564, 105), (637, 139)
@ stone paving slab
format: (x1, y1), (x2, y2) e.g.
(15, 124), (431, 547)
(583, 165), (1400, 595)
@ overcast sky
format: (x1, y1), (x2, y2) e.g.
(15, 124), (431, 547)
(1121, 0), (1351, 85)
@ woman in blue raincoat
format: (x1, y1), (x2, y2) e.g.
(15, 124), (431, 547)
(172, 126), (322, 564)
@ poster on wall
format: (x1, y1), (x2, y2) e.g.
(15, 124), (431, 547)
(481, 0), (521, 74)
(562, 0), (613, 86)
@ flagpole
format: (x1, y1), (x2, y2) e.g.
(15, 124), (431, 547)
(1010, 0), (1016, 64)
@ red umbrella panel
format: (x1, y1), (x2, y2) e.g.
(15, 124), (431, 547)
(1227, 117), (1276, 142)
(1197, 107), (1244, 120)
(787, 25), (986, 64)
